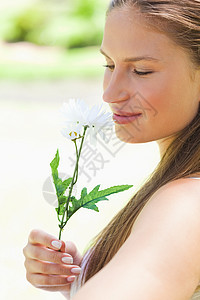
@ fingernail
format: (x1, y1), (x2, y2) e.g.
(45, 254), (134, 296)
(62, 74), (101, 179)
(71, 267), (81, 274)
(67, 276), (76, 282)
(51, 240), (62, 249)
(62, 256), (73, 264)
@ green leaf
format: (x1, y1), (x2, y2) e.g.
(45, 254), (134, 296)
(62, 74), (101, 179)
(50, 149), (73, 199)
(82, 195), (108, 210)
(80, 185), (106, 210)
(81, 184), (133, 206)
(83, 203), (99, 212)
(71, 196), (80, 212)
(50, 149), (60, 185)
(67, 196), (81, 219)
(56, 178), (73, 197)
(94, 185), (133, 198)
(81, 187), (87, 199)
(55, 203), (65, 216)
(58, 195), (67, 205)
(65, 184), (133, 222)
(50, 149), (59, 175)
(63, 178), (73, 189)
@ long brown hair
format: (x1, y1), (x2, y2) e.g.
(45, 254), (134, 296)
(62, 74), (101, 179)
(80, 0), (200, 293)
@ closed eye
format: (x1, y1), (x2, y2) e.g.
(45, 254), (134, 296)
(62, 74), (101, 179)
(103, 64), (153, 76)
(134, 70), (153, 76)
(103, 64), (115, 71)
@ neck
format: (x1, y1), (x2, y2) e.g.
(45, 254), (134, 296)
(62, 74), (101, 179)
(156, 136), (175, 159)
(156, 136), (200, 178)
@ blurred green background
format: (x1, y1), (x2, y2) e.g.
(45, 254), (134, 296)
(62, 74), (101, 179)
(0, 1), (160, 299)
(0, 0), (108, 80)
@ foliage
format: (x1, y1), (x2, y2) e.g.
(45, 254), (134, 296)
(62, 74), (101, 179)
(1, 0), (107, 49)
(2, 5), (48, 43)
(70, 0), (98, 18)
(50, 148), (133, 237)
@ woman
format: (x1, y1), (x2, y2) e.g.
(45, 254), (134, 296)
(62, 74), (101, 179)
(23, 0), (200, 299)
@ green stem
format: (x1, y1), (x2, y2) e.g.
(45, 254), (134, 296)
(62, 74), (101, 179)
(73, 140), (79, 185)
(58, 126), (88, 240)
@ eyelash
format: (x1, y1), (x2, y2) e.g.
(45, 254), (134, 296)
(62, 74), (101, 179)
(103, 64), (153, 76)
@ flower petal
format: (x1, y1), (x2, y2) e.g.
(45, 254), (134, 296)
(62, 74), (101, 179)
(60, 99), (114, 146)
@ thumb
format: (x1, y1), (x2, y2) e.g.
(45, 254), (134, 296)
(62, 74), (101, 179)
(65, 241), (83, 266)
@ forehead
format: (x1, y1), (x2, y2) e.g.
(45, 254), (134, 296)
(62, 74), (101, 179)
(102, 8), (184, 63)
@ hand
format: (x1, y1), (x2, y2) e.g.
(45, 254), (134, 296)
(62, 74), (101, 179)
(23, 229), (83, 295)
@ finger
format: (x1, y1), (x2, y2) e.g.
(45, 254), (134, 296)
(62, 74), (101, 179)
(27, 273), (76, 287)
(25, 258), (82, 276)
(24, 244), (74, 265)
(65, 240), (83, 266)
(28, 229), (65, 252)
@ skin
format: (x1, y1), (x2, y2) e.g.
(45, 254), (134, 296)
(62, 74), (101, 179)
(72, 179), (200, 300)
(23, 7), (200, 299)
(101, 8), (200, 158)
(23, 230), (83, 297)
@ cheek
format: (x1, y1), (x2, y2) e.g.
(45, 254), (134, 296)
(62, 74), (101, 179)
(143, 75), (176, 113)
(143, 73), (196, 133)
(146, 67), (195, 115)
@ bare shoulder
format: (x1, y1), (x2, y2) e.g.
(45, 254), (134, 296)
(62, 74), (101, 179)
(73, 178), (200, 300)
(156, 176), (200, 197)
(132, 177), (200, 239)
(136, 177), (200, 222)
(126, 177), (200, 297)
(152, 176), (200, 202)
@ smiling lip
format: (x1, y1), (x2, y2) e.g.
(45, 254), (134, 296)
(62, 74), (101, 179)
(113, 112), (142, 124)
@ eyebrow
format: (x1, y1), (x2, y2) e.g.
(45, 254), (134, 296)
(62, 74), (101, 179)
(99, 48), (161, 62)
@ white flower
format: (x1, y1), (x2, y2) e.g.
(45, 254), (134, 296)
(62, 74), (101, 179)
(61, 123), (82, 140)
(60, 98), (88, 126)
(60, 99), (113, 145)
(85, 104), (113, 146)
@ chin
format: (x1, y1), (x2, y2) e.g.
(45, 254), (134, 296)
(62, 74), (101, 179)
(114, 124), (157, 144)
(115, 125), (143, 144)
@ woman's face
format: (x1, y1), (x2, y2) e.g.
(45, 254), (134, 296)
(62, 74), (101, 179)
(101, 8), (200, 145)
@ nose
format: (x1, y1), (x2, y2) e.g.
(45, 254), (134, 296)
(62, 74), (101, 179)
(103, 69), (130, 104)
